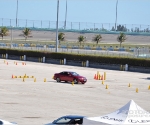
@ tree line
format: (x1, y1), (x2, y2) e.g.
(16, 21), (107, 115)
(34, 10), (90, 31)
(111, 25), (150, 32)
(0, 27), (126, 48)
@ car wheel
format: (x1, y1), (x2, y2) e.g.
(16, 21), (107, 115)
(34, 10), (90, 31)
(56, 77), (61, 82)
(73, 79), (78, 84)
(65, 81), (68, 83)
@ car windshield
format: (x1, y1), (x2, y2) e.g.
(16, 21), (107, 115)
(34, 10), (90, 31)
(71, 72), (79, 76)
(53, 117), (72, 124)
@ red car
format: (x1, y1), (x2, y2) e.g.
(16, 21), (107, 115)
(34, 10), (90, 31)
(54, 71), (87, 84)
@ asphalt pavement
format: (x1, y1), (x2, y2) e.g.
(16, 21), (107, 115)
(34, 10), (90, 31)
(0, 59), (150, 125)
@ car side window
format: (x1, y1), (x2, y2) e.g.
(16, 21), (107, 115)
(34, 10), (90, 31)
(55, 117), (72, 124)
(60, 72), (65, 75)
(64, 72), (70, 76)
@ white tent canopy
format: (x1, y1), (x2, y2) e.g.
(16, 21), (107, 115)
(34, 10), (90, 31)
(0, 119), (17, 125)
(83, 100), (150, 125)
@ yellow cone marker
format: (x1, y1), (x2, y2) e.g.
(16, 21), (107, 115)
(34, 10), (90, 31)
(31, 76), (34, 78)
(104, 72), (106, 80)
(72, 81), (74, 86)
(105, 85), (108, 89)
(98, 74), (101, 80)
(128, 83), (131, 87)
(136, 88), (139, 93)
(34, 78), (36, 82)
(52, 76), (54, 79)
(44, 78), (46, 82)
(148, 85), (150, 90)
(102, 80), (104, 85)
(23, 78), (25, 82)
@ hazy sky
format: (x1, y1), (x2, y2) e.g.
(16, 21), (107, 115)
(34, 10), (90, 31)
(0, 0), (150, 25)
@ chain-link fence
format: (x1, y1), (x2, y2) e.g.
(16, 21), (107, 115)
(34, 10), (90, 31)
(0, 18), (150, 35)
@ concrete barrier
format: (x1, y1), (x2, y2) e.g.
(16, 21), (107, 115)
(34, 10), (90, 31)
(0, 54), (150, 73)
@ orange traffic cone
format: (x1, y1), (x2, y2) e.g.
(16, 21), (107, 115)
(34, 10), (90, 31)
(16, 62), (17, 65)
(12, 75), (14, 79)
(22, 62), (24, 65)
(94, 74), (96, 79)
(101, 75), (103, 80)
(96, 74), (98, 80)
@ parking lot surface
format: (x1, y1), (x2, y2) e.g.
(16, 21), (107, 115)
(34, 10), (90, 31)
(0, 59), (150, 125)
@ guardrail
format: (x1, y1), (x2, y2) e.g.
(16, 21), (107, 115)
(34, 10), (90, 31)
(0, 42), (150, 58)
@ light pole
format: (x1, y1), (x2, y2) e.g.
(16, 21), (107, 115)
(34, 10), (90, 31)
(64, 0), (67, 29)
(56, 0), (59, 52)
(115, 0), (118, 31)
(11, 26), (13, 48)
(16, 0), (18, 27)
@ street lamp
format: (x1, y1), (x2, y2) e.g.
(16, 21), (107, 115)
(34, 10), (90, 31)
(16, 0), (18, 27)
(11, 26), (13, 48)
(56, 0), (59, 52)
(115, 0), (118, 31)
(64, 0), (67, 29)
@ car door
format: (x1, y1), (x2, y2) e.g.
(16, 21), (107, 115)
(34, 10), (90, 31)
(66, 72), (74, 82)
(59, 72), (68, 81)
(63, 72), (70, 81)
(59, 72), (65, 81)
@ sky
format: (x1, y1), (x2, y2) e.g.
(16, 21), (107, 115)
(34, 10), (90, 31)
(0, 0), (150, 29)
